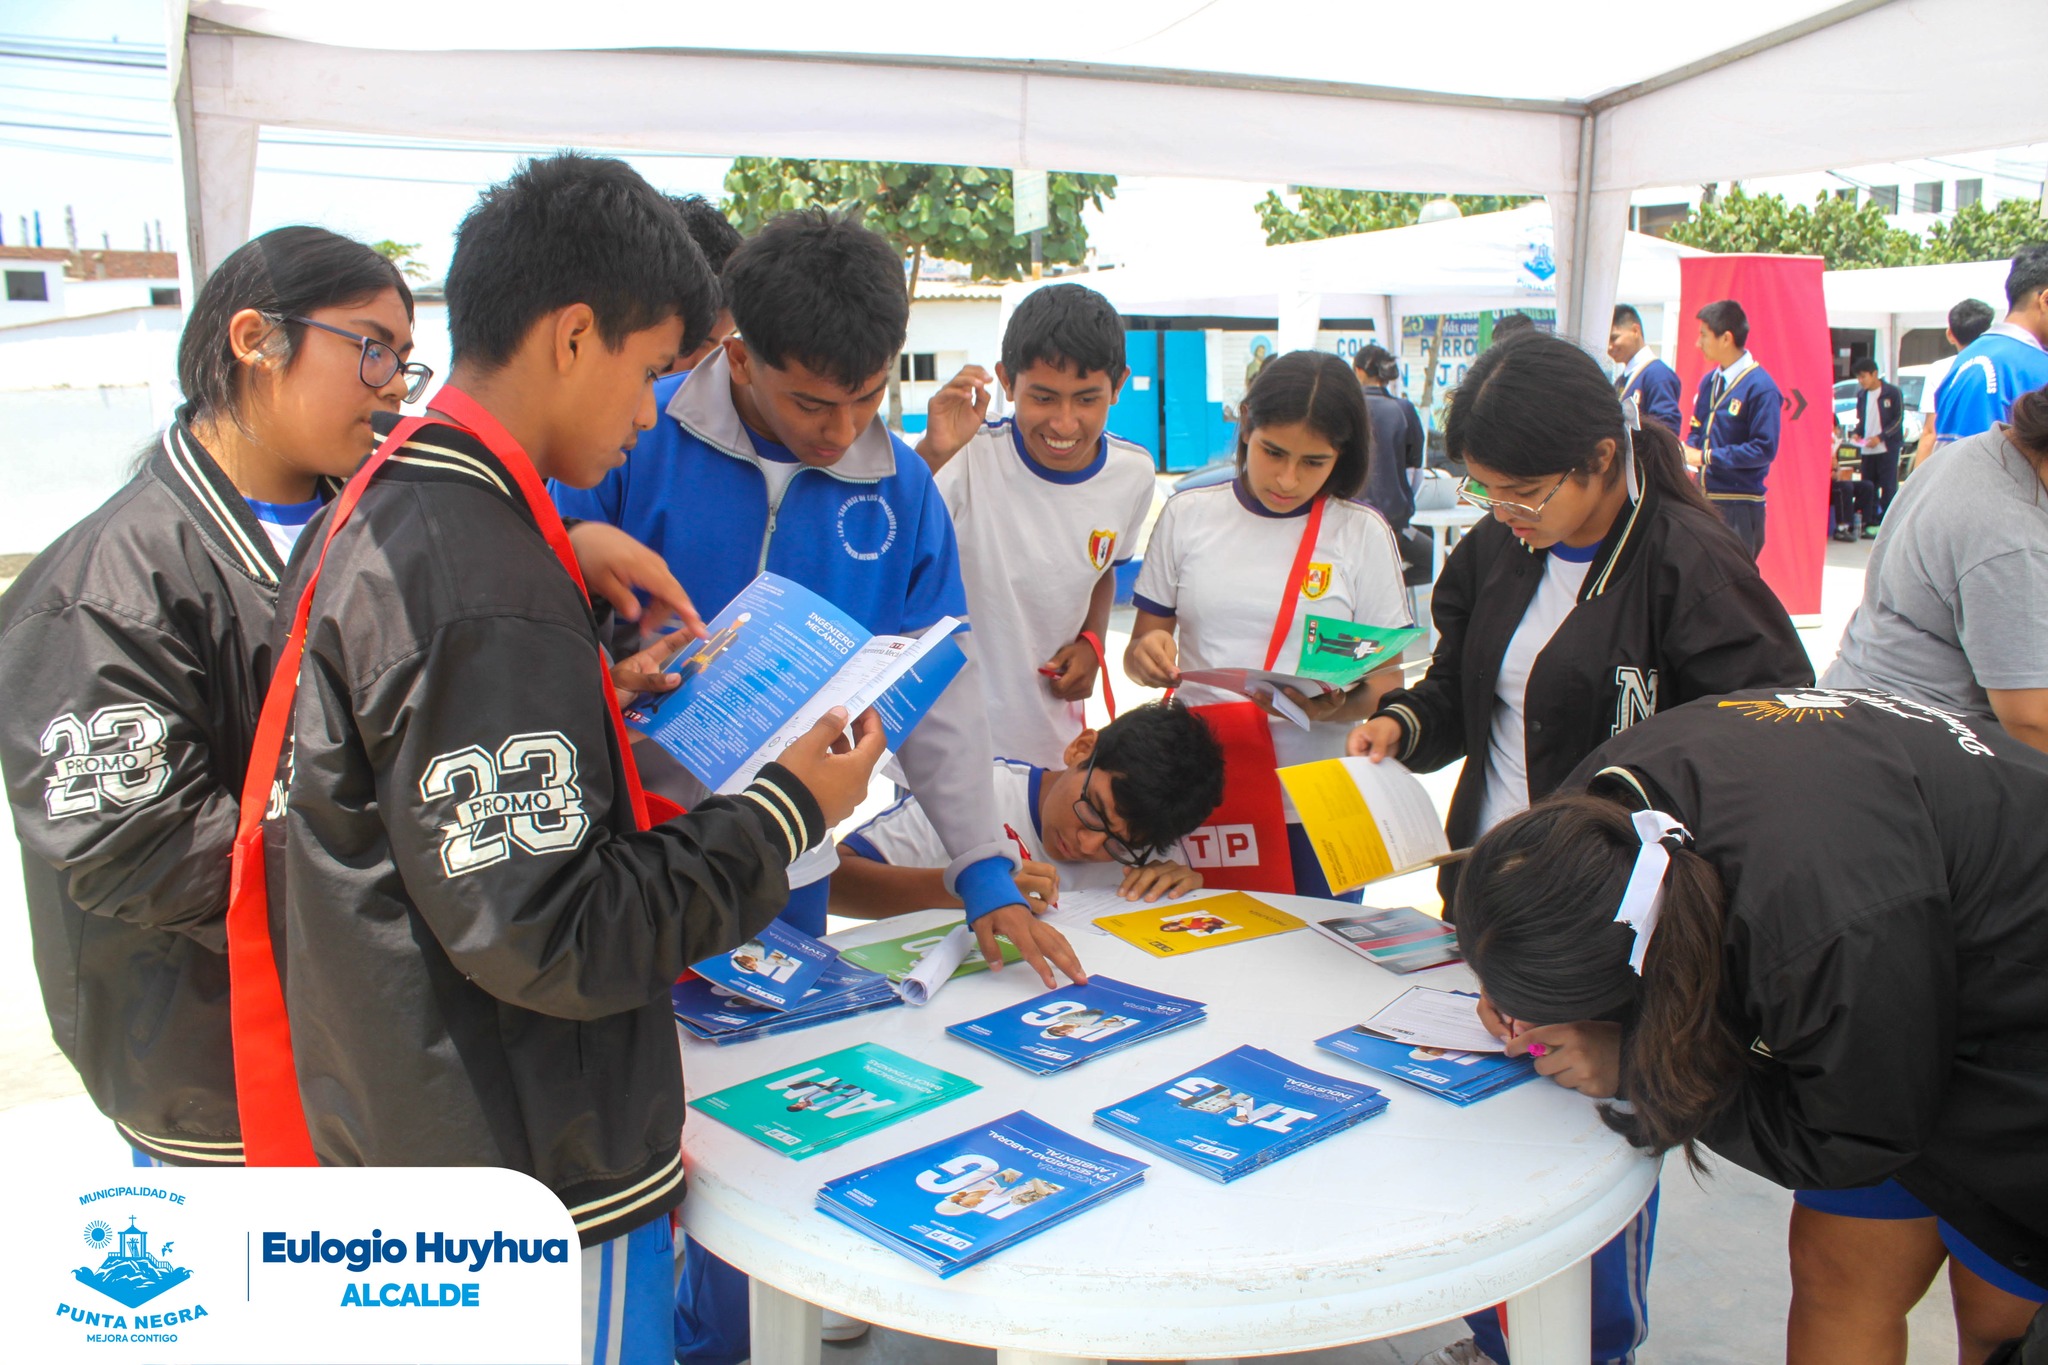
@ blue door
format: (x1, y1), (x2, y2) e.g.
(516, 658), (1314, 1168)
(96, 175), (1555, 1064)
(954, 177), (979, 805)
(1106, 331), (1161, 466)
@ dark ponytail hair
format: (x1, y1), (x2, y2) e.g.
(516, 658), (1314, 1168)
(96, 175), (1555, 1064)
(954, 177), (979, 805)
(1352, 342), (1401, 386)
(1453, 791), (1744, 1169)
(178, 226), (413, 429)
(1444, 331), (1709, 514)
(1235, 349), (1370, 501)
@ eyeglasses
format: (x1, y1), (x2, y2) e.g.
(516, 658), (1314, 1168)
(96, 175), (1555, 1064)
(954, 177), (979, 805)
(1459, 471), (1570, 521)
(278, 315), (434, 403)
(1071, 752), (1151, 869)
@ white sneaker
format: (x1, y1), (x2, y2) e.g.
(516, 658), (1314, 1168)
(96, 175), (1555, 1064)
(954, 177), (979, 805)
(820, 1309), (870, 1344)
(1414, 1340), (1499, 1365)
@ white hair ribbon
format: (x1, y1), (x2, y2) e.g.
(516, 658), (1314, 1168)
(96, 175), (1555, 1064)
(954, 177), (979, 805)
(1615, 809), (1690, 974)
(1620, 396), (1642, 504)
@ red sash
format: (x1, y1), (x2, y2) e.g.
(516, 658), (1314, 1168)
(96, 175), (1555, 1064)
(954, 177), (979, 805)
(1178, 496), (1326, 895)
(225, 387), (666, 1166)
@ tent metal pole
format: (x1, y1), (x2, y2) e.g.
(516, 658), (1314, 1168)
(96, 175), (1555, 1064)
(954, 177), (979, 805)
(1587, 0), (1900, 112)
(1567, 113), (1597, 343)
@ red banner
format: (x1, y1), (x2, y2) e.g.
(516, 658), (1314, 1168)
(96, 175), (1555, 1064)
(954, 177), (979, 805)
(1675, 255), (1833, 617)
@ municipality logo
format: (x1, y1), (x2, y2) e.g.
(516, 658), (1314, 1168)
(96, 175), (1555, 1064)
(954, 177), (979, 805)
(75, 1214), (193, 1308)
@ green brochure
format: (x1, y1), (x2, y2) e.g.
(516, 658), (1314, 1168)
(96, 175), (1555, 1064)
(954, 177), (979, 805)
(690, 1043), (980, 1159)
(1295, 616), (1427, 688)
(839, 926), (1021, 984)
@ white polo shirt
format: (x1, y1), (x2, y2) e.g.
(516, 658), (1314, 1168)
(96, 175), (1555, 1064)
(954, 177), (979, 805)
(1132, 481), (1412, 775)
(935, 419), (1157, 768)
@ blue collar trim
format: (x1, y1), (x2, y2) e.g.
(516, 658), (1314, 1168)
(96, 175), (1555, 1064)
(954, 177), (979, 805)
(246, 493), (326, 525)
(1008, 420), (1107, 485)
(1549, 537), (1602, 563)
(1027, 766), (1047, 840)
(1233, 476), (1316, 519)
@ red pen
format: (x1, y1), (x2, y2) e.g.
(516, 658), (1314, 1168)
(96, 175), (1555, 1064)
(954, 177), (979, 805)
(1004, 824), (1056, 906)
(1037, 664), (1063, 677)
(1527, 1042), (1549, 1058)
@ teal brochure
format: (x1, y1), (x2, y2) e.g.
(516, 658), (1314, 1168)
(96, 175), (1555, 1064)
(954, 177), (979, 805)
(623, 572), (965, 794)
(1295, 616), (1427, 688)
(690, 1043), (980, 1159)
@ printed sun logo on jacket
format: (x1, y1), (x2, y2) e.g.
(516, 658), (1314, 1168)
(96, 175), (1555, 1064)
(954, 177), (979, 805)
(1301, 564), (1333, 600)
(418, 731), (590, 877)
(1086, 528), (1117, 572)
(38, 703), (172, 820)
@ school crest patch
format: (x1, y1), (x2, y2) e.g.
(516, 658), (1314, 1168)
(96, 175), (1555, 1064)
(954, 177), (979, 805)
(1728, 399), (1743, 415)
(1087, 528), (1117, 572)
(1301, 564), (1333, 599)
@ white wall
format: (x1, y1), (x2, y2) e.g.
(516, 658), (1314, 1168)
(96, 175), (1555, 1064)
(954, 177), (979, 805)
(65, 278), (180, 315)
(0, 306), (183, 392)
(0, 262), (66, 325)
(899, 296), (1003, 423)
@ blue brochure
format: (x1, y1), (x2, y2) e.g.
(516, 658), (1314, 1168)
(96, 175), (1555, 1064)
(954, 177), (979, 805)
(1093, 1045), (1388, 1182)
(945, 977), (1206, 1074)
(623, 572), (964, 794)
(687, 920), (835, 1011)
(1314, 1026), (1538, 1105)
(673, 957), (899, 1043)
(816, 1111), (1147, 1277)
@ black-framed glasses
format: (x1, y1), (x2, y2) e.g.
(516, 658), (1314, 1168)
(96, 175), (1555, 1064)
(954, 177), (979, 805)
(279, 314), (433, 403)
(1072, 752), (1151, 869)
(1459, 471), (1570, 521)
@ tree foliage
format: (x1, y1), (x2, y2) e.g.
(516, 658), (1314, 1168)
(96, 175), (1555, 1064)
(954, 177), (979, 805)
(368, 239), (429, 281)
(1923, 198), (2048, 264)
(1666, 186), (2048, 270)
(720, 160), (1117, 288)
(1255, 188), (1537, 245)
(1665, 186), (1924, 268)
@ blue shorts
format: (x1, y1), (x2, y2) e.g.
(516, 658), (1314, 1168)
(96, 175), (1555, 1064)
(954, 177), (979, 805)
(580, 1215), (678, 1365)
(1794, 1180), (2046, 1303)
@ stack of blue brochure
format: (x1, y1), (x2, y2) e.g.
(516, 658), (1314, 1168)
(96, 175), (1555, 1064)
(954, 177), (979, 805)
(815, 1111), (1148, 1277)
(674, 923), (899, 1044)
(1091, 1045), (1388, 1182)
(1313, 1025), (1538, 1105)
(943, 977), (1205, 1074)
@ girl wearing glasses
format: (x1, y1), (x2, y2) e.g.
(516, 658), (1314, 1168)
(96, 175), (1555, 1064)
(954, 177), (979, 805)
(1127, 349), (1412, 899)
(1348, 331), (1810, 1365)
(0, 226), (423, 1167)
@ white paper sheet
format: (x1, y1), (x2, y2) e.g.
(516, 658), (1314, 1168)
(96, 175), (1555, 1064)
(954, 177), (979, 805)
(896, 923), (976, 1006)
(1359, 986), (1505, 1053)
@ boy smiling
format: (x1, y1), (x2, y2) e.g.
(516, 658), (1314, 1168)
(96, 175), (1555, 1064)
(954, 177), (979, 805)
(917, 284), (1158, 768)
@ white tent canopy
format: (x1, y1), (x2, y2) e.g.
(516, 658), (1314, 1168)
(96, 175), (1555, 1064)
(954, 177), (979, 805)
(171, 0), (2048, 353)
(1038, 204), (1703, 347)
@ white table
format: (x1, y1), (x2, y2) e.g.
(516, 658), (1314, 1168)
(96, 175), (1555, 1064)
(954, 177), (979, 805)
(1410, 505), (1487, 587)
(679, 894), (1660, 1365)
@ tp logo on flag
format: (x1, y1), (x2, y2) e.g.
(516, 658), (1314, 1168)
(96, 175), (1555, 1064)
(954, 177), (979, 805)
(1182, 824), (1259, 868)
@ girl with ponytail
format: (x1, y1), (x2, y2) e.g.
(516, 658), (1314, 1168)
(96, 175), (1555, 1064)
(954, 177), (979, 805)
(1352, 331), (1815, 1365)
(1456, 693), (2048, 1362)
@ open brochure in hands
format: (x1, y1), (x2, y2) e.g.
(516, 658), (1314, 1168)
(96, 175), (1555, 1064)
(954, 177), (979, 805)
(1092, 891), (1305, 958)
(1315, 1025), (1537, 1105)
(816, 1111), (1147, 1278)
(1092, 1045), (1388, 1182)
(672, 957), (899, 1045)
(1175, 619), (1425, 730)
(944, 977), (1206, 1074)
(1309, 906), (1461, 974)
(690, 1043), (979, 1159)
(1358, 987), (1504, 1054)
(1277, 756), (1454, 892)
(686, 920), (834, 1010)
(1294, 616), (1427, 689)
(622, 571), (967, 794)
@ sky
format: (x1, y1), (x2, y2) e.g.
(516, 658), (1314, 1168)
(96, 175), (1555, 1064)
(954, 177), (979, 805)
(0, 0), (1278, 278)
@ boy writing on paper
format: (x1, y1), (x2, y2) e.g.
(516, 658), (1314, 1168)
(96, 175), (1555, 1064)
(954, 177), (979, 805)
(832, 701), (1227, 913)
(915, 283), (1158, 767)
